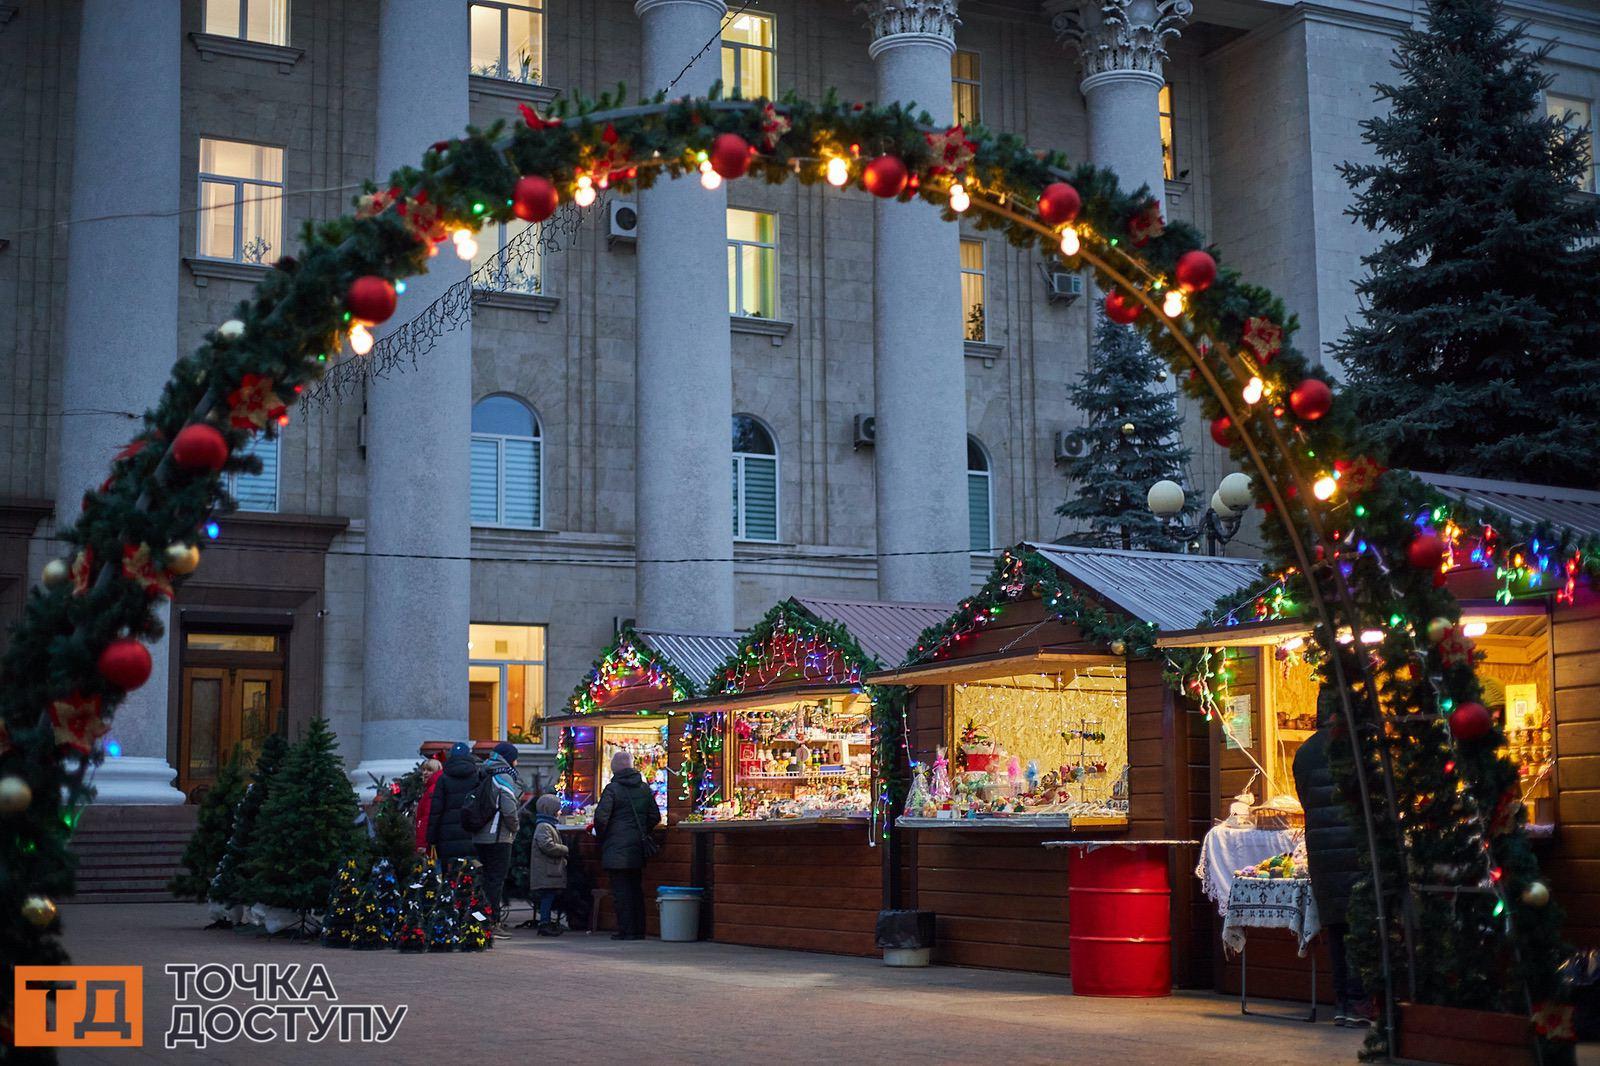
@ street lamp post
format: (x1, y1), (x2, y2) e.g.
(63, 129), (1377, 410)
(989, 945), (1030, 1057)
(1147, 472), (1253, 555)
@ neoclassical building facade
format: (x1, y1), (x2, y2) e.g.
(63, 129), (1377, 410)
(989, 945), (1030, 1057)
(1, 0), (1596, 800)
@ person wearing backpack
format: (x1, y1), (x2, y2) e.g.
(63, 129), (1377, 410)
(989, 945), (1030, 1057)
(594, 749), (661, 941)
(427, 743), (481, 865)
(471, 742), (524, 939)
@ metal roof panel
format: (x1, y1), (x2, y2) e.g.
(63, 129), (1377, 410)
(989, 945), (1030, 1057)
(1023, 541), (1263, 631)
(1414, 472), (1600, 538)
(794, 597), (956, 667)
(633, 628), (745, 690)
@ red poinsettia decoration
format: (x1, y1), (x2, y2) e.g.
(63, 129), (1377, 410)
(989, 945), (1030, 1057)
(1126, 200), (1165, 246)
(122, 543), (174, 600)
(70, 549), (93, 597)
(1487, 786), (1523, 837)
(1241, 316), (1283, 363)
(49, 691), (107, 754)
(227, 374), (287, 431)
(583, 125), (633, 189)
(759, 102), (792, 150)
(357, 186), (446, 245)
(1532, 1001), (1575, 1042)
(1335, 456), (1387, 495)
(1434, 624), (1476, 668)
(113, 436), (150, 464)
(925, 125), (976, 175)
(518, 102), (559, 130)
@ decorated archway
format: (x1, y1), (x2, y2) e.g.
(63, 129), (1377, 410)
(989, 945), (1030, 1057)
(1, 91), (1587, 1055)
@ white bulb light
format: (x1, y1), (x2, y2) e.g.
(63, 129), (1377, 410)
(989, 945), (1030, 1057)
(1312, 475), (1338, 501)
(1058, 228), (1080, 257)
(349, 323), (373, 355)
(826, 157), (849, 187)
(699, 161), (722, 190)
(1162, 290), (1185, 317)
(574, 175), (596, 207)
(949, 183), (970, 213)
(217, 319), (246, 339)
(451, 229), (477, 260)
(1462, 621), (1488, 638)
(1360, 629), (1384, 644)
(1242, 376), (1265, 405)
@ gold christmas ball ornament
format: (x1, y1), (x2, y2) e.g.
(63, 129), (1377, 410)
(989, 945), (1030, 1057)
(0, 776), (32, 814)
(217, 319), (247, 339)
(41, 559), (69, 587)
(1521, 881), (1550, 908)
(1120, 422), (1136, 437)
(22, 894), (57, 927)
(1110, 639), (1128, 657)
(165, 543), (201, 575)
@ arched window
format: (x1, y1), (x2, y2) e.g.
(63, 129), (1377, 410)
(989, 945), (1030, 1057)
(471, 394), (542, 529)
(967, 436), (992, 553)
(732, 414), (778, 542)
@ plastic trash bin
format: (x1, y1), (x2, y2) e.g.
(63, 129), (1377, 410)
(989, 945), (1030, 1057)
(656, 886), (704, 942)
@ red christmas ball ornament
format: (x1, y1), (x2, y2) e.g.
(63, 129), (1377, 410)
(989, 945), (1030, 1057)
(1037, 182), (1081, 227)
(98, 638), (152, 691)
(862, 154), (909, 198)
(1174, 250), (1217, 293)
(346, 275), (397, 324)
(1289, 378), (1333, 421)
(1407, 532), (1447, 572)
(710, 133), (752, 179)
(1104, 290), (1141, 324)
(1449, 701), (1492, 743)
(170, 424), (228, 472)
(512, 175), (560, 223)
(1210, 416), (1235, 448)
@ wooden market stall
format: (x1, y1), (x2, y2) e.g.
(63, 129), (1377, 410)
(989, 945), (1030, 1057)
(673, 597), (950, 957)
(870, 542), (1260, 982)
(548, 626), (741, 935)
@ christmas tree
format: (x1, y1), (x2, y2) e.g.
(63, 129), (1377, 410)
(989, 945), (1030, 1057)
(426, 861), (462, 953)
(319, 857), (362, 948)
(448, 858), (492, 952)
(365, 777), (417, 879)
(170, 744), (248, 904)
(394, 852), (439, 953)
(1334, 0), (1600, 488)
(208, 733), (288, 913)
(349, 859), (400, 950)
(1057, 313), (1194, 550)
(241, 718), (360, 924)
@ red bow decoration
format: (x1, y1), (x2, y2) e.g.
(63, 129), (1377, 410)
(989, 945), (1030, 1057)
(227, 374), (287, 431)
(760, 103), (792, 150)
(122, 543), (174, 600)
(1532, 1001), (1575, 1042)
(518, 102), (558, 130)
(1242, 316), (1283, 363)
(1127, 200), (1165, 246)
(1335, 456), (1387, 495)
(70, 549), (94, 597)
(357, 186), (446, 245)
(585, 138), (633, 188)
(114, 437), (150, 464)
(1434, 624), (1476, 668)
(49, 691), (108, 755)
(925, 125), (976, 175)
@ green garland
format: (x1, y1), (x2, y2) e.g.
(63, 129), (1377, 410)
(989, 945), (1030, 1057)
(707, 598), (876, 693)
(567, 626), (698, 715)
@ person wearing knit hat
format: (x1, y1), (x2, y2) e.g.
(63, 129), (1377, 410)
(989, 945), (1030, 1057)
(474, 741), (526, 939)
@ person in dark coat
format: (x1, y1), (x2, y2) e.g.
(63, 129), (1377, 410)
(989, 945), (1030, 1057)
(426, 742), (482, 865)
(593, 750), (661, 940)
(1293, 687), (1368, 1026)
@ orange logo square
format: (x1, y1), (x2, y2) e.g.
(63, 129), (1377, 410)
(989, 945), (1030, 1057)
(13, 966), (143, 1047)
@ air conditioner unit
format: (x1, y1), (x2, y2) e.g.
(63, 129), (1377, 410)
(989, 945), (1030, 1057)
(1046, 269), (1084, 304)
(1053, 430), (1083, 464)
(608, 200), (639, 246)
(853, 414), (876, 450)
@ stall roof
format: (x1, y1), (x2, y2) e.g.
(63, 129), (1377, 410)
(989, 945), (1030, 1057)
(633, 628), (743, 690)
(1414, 472), (1600, 538)
(1023, 541), (1263, 632)
(794, 597), (954, 667)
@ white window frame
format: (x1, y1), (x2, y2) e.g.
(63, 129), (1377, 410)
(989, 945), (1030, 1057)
(202, 0), (290, 46)
(968, 436), (993, 554)
(472, 220), (542, 295)
(470, 397), (544, 530)
(197, 138), (285, 264)
(727, 208), (779, 319)
(469, 0), (544, 84)
(960, 238), (986, 342)
(1547, 91), (1597, 194)
(1159, 83), (1176, 182)
(721, 10), (775, 99)
(468, 622), (549, 745)
(732, 416), (780, 544)
(225, 434), (280, 513)
(952, 49), (982, 126)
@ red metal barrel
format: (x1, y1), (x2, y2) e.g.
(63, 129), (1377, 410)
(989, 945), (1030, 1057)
(1066, 844), (1173, 997)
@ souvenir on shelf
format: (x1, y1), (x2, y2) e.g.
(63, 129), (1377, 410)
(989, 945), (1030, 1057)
(701, 697), (873, 822)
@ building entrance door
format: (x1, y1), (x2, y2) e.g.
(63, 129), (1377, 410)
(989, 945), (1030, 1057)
(178, 631), (286, 800)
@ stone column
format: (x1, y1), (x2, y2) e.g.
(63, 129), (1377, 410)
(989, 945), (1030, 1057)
(633, 0), (735, 632)
(356, 0), (473, 780)
(57, 0), (185, 803)
(860, 1), (972, 603)
(1047, 0), (1191, 207)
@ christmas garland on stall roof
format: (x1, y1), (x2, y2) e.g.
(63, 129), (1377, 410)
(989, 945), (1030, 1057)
(0, 84), (1574, 1058)
(566, 625), (698, 716)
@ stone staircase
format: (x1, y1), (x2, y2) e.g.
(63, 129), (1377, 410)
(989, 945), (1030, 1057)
(69, 805), (197, 903)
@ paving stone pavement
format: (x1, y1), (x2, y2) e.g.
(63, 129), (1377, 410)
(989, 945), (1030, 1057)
(56, 902), (1374, 1064)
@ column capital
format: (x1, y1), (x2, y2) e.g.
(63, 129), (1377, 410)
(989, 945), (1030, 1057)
(859, 0), (961, 58)
(634, 0), (726, 17)
(1043, 0), (1191, 88)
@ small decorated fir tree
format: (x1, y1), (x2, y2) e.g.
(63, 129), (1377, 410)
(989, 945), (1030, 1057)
(426, 861), (461, 953)
(319, 857), (363, 948)
(449, 858), (492, 952)
(394, 852), (439, 953)
(1057, 314), (1193, 551)
(366, 777), (416, 879)
(349, 859), (399, 950)
(170, 744), (248, 904)
(209, 733), (288, 913)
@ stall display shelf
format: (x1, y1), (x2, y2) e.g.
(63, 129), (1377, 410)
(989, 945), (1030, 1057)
(679, 815), (870, 831)
(742, 770), (858, 780)
(897, 813), (1128, 831)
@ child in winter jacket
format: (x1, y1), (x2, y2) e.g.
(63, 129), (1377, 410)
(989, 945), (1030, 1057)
(529, 793), (569, 936)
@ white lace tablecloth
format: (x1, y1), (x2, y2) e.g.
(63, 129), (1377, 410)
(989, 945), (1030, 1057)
(1222, 876), (1321, 956)
(1195, 824), (1300, 915)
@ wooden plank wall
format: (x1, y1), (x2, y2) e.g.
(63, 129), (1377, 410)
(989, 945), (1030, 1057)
(562, 827), (689, 937)
(708, 827), (882, 956)
(1548, 594), (1600, 950)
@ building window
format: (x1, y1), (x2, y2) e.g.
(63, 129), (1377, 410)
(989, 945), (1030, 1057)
(952, 50), (981, 126)
(197, 139), (284, 264)
(1548, 93), (1596, 193)
(471, 395), (542, 529)
(225, 434), (279, 513)
(960, 239), (986, 341)
(472, 220), (541, 295)
(203, 0), (290, 46)
(968, 436), (992, 552)
(732, 414), (778, 542)
(469, 1), (543, 84)
(721, 10), (774, 99)
(468, 623), (546, 743)
(1159, 83), (1176, 181)
(727, 208), (778, 319)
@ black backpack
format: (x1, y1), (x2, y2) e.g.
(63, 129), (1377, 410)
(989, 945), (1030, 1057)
(459, 770), (500, 833)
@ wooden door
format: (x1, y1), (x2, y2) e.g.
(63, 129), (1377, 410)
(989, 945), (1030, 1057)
(469, 680), (497, 740)
(178, 666), (284, 800)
